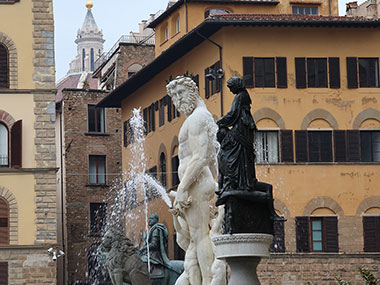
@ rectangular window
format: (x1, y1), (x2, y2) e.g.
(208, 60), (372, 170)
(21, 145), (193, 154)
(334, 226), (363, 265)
(307, 58), (328, 88)
(308, 131), (332, 162)
(360, 131), (380, 162)
(296, 216), (338, 252)
(172, 155), (180, 187)
(254, 58), (275, 88)
(89, 155), (106, 184)
(205, 61), (221, 98)
(243, 57), (287, 88)
(159, 97), (167, 127)
(123, 120), (134, 147)
(255, 131), (279, 163)
(363, 216), (380, 252)
(359, 58), (379, 88)
(90, 203), (106, 236)
(292, 6), (318, 15)
(88, 105), (105, 133)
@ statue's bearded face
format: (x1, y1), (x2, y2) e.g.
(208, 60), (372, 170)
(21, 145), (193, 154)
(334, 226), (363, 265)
(170, 84), (196, 116)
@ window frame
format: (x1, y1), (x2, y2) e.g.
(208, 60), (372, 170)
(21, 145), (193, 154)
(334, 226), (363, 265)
(310, 217), (324, 252)
(160, 152), (167, 187)
(88, 155), (106, 185)
(363, 215), (380, 252)
(358, 58), (379, 88)
(307, 58), (328, 88)
(0, 123), (9, 167)
(0, 197), (9, 245)
(87, 104), (105, 133)
(360, 130), (380, 162)
(89, 203), (107, 236)
(0, 43), (9, 89)
(292, 6), (318, 15)
(254, 57), (275, 88)
(255, 130), (279, 163)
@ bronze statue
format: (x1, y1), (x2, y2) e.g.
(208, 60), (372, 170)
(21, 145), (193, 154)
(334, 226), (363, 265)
(216, 77), (284, 234)
(139, 213), (183, 285)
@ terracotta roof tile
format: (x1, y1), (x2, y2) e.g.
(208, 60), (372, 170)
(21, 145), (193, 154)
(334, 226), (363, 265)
(209, 13), (378, 23)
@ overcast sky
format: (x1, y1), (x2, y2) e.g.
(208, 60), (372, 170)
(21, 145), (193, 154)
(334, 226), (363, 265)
(53, 0), (356, 82)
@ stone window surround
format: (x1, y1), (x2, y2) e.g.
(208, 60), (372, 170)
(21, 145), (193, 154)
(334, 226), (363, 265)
(0, 0), (20, 4)
(353, 108), (380, 129)
(0, 33), (17, 88)
(0, 186), (18, 244)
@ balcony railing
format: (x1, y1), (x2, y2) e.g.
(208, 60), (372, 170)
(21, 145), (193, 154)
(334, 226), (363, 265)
(94, 34), (155, 70)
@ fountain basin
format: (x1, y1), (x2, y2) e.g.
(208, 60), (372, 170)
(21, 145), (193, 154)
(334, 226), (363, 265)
(212, 234), (273, 285)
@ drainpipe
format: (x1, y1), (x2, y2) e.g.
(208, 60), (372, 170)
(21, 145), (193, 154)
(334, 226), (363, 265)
(196, 31), (224, 116)
(58, 103), (66, 285)
(328, 0), (332, 15)
(185, 0), (188, 33)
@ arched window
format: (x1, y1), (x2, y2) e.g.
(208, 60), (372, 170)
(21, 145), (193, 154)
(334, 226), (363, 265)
(171, 146), (179, 187)
(204, 8), (230, 18)
(0, 43), (9, 88)
(0, 197), (9, 245)
(90, 48), (94, 72)
(0, 124), (8, 166)
(160, 152), (167, 187)
(82, 48), (86, 71)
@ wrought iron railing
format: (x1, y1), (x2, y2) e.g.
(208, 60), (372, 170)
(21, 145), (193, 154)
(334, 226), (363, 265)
(94, 34), (155, 70)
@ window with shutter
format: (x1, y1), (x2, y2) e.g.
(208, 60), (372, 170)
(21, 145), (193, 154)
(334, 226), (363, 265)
(295, 58), (306, 88)
(334, 130), (347, 162)
(160, 152), (167, 187)
(276, 57), (287, 88)
(10, 120), (22, 168)
(254, 58), (275, 88)
(307, 58), (328, 88)
(143, 108), (148, 135)
(0, 262), (8, 285)
(358, 58), (379, 88)
(295, 130), (307, 162)
(167, 97), (172, 122)
(0, 44), (9, 89)
(296, 216), (309, 252)
(329, 57), (340, 88)
(308, 131), (332, 162)
(280, 130), (293, 162)
(204, 67), (210, 99)
(89, 203), (107, 236)
(360, 131), (380, 162)
(270, 220), (285, 252)
(159, 97), (165, 127)
(347, 130), (360, 162)
(297, 216), (338, 253)
(346, 57), (358, 89)
(363, 216), (380, 252)
(0, 123), (8, 166)
(255, 131), (279, 163)
(242, 57), (254, 88)
(0, 198), (9, 245)
(171, 155), (179, 187)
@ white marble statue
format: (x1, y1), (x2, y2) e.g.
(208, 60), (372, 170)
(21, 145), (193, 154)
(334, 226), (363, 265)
(167, 76), (226, 285)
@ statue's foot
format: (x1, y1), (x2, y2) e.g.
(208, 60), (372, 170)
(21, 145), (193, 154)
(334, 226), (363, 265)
(270, 214), (286, 222)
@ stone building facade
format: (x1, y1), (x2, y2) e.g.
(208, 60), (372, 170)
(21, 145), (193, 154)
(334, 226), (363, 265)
(99, 0), (380, 283)
(57, 89), (121, 284)
(346, 0), (380, 18)
(0, 0), (58, 284)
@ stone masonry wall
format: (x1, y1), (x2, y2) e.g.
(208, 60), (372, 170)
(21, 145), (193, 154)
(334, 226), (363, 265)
(115, 44), (155, 87)
(258, 254), (380, 284)
(32, 0), (57, 245)
(0, 246), (56, 285)
(62, 89), (121, 284)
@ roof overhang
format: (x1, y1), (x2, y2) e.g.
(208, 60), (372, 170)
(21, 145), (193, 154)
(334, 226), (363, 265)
(98, 15), (380, 108)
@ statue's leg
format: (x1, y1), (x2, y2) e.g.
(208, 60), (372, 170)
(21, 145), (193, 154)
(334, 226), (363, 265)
(129, 269), (150, 285)
(185, 242), (201, 285)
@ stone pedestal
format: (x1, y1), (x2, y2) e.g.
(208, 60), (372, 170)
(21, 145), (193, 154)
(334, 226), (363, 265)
(212, 234), (273, 285)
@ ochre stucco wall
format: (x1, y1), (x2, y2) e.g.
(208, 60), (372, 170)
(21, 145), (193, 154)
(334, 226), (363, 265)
(0, 0), (34, 89)
(1, 93), (36, 168)
(0, 174), (36, 245)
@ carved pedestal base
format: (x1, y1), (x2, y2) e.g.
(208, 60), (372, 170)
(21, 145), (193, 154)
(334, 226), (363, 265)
(212, 234), (273, 285)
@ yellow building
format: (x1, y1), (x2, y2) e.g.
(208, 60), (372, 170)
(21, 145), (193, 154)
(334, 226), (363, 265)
(0, 0), (58, 283)
(99, 0), (380, 282)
